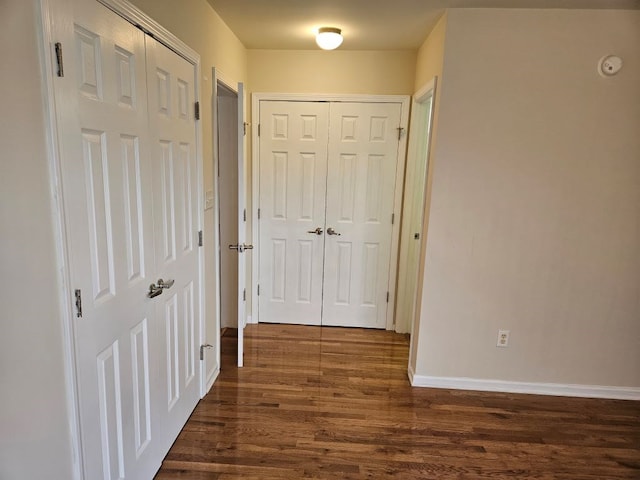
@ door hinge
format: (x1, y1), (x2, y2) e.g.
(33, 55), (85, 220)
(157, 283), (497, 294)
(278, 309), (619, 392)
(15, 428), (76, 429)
(243, 122), (248, 136)
(386, 291), (390, 303)
(257, 124), (260, 137)
(391, 213), (395, 225)
(198, 230), (203, 247)
(243, 208), (247, 222)
(74, 289), (82, 318)
(257, 284), (260, 296)
(54, 42), (64, 77)
(194, 101), (200, 120)
(257, 208), (261, 220)
(397, 126), (404, 141)
(199, 344), (213, 361)
(243, 288), (246, 302)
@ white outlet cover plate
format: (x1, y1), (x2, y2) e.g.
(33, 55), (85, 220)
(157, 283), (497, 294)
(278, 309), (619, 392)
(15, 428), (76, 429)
(497, 329), (510, 347)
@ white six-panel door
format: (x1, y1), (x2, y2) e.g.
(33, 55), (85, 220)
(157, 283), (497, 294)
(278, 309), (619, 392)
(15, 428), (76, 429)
(258, 100), (401, 328)
(258, 101), (330, 325)
(56, 1), (201, 478)
(322, 102), (402, 328)
(145, 34), (201, 457)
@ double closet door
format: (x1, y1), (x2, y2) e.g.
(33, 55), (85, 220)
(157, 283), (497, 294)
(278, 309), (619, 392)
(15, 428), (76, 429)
(55, 1), (201, 478)
(258, 100), (402, 329)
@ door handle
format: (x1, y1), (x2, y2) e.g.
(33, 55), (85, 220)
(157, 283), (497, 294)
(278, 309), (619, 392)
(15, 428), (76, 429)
(326, 227), (341, 236)
(307, 227), (323, 235)
(148, 283), (163, 298)
(157, 278), (174, 289)
(229, 243), (254, 253)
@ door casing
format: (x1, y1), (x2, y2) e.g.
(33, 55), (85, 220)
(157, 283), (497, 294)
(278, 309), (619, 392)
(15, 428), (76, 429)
(251, 93), (410, 330)
(396, 78), (437, 335)
(212, 68), (248, 368)
(39, 0), (206, 478)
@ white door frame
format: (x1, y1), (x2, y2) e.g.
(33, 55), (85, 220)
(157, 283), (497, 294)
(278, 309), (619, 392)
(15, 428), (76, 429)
(210, 68), (239, 387)
(404, 78), (438, 372)
(251, 93), (410, 330)
(39, 1), (205, 478)
(212, 69), (249, 368)
(396, 77), (438, 335)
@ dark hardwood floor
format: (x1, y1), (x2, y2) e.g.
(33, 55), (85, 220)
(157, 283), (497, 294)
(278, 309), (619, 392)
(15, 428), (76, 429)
(155, 324), (640, 479)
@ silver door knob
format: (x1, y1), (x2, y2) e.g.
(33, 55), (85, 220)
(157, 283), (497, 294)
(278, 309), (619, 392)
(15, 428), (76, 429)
(157, 278), (174, 289)
(148, 283), (163, 298)
(307, 227), (323, 235)
(326, 227), (341, 236)
(229, 243), (253, 252)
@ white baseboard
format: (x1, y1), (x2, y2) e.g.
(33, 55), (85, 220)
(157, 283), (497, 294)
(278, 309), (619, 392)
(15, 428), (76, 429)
(409, 371), (640, 400)
(247, 314), (257, 324)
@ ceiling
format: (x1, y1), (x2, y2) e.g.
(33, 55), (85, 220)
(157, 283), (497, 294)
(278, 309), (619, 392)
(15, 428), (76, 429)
(206, 0), (640, 50)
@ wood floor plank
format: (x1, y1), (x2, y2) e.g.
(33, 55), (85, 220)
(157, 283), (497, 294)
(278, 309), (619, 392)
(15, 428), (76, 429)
(155, 324), (640, 479)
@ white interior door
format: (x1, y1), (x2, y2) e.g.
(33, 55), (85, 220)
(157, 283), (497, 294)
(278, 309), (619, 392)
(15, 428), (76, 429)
(257, 100), (402, 328)
(55, 2), (202, 478)
(322, 102), (402, 328)
(258, 101), (330, 325)
(145, 34), (201, 456)
(236, 82), (248, 366)
(397, 83), (435, 334)
(60, 2), (160, 478)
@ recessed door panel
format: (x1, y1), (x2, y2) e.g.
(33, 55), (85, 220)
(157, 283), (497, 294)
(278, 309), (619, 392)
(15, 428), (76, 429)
(121, 135), (144, 282)
(115, 46), (136, 108)
(96, 341), (125, 480)
(82, 129), (115, 300)
(129, 319), (151, 458)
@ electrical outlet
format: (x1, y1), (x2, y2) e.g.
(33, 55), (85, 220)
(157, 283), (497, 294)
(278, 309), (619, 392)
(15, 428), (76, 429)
(497, 329), (510, 347)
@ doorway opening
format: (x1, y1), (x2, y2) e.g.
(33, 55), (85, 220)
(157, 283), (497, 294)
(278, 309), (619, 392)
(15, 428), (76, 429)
(216, 81), (239, 336)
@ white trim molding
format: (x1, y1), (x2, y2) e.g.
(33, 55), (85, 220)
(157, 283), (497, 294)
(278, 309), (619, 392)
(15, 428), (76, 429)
(408, 371), (640, 401)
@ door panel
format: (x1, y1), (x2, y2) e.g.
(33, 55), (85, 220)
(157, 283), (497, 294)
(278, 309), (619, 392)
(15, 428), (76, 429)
(63, 1), (158, 478)
(322, 102), (402, 328)
(146, 34), (201, 456)
(58, 2), (201, 477)
(258, 101), (329, 325)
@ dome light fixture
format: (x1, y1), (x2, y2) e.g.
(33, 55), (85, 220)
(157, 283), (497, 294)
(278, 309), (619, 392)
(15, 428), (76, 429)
(316, 27), (343, 50)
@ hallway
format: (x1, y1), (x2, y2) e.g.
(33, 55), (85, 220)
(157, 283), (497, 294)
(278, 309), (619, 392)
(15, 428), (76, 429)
(154, 324), (640, 479)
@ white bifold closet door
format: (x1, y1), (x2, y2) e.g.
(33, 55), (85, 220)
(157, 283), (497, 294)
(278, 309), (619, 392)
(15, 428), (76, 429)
(57, 1), (201, 478)
(258, 100), (401, 328)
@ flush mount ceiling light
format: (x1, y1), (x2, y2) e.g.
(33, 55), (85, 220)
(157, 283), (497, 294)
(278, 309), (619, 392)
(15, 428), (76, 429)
(316, 27), (343, 50)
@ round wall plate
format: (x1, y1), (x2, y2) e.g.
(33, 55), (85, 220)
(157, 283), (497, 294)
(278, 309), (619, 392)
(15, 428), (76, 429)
(598, 55), (623, 77)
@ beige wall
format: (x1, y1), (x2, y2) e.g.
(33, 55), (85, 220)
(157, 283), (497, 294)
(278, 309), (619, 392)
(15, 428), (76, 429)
(414, 9), (640, 387)
(248, 50), (416, 95)
(409, 13), (447, 372)
(414, 13), (447, 90)
(129, 0), (248, 348)
(0, 1), (75, 478)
